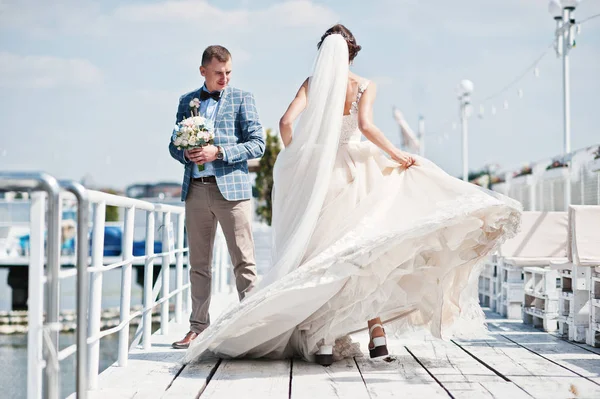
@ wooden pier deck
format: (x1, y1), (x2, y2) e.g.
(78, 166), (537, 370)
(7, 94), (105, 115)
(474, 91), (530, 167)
(86, 296), (600, 399)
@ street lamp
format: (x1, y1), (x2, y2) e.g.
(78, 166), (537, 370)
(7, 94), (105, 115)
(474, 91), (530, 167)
(548, 0), (580, 208)
(457, 79), (474, 182)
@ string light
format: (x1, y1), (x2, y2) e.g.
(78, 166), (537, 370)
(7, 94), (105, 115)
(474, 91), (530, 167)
(424, 11), (600, 149)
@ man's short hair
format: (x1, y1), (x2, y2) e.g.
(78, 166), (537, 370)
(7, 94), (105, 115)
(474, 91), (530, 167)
(201, 45), (231, 66)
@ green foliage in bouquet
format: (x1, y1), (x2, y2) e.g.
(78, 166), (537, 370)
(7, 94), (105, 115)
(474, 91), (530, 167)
(254, 129), (281, 226)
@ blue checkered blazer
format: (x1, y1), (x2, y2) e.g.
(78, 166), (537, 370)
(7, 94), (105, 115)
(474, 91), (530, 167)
(169, 86), (265, 201)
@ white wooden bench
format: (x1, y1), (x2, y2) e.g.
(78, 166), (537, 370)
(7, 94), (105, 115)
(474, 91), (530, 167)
(550, 205), (600, 342)
(496, 211), (568, 320)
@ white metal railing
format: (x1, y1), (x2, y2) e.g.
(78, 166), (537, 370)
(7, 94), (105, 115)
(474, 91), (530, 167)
(84, 189), (190, 390)
(491, 144), (600, 211)
(0, 173), (72, 399)
(0, 172), (239, 398)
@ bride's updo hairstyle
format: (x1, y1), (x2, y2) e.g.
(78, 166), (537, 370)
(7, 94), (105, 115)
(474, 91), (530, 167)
(317, 24), (362, 62)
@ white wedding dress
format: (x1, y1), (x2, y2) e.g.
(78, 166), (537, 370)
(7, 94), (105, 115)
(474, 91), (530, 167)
(184, 35), (521, 364)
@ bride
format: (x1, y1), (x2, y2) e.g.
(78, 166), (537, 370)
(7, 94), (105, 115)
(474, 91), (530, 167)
(184, 24), (521, 366)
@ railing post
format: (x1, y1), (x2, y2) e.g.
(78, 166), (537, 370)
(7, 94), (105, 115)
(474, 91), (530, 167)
(27, 192), (45, 399)
(143, 211), (155, 350)
(161, 212), (171, 334)
(45, 178), (62, 399)
(87, 202), (105, 389)
(175, 213), (185, 323)
(60, 180), (90, 399)
(118, 206), (135, 366)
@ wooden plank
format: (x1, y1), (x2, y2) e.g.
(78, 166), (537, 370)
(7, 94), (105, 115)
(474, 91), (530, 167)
(454, 331), (600, 398)
(199, 359), (290, 398)
(81, 294), (239, 399)
(82, 321), (190, 399)
(487, 312), (600, 355)
(404, 339), (531, 398)
(161, 360), (220, 399)
(486, 318), (600, 384)
(568, 340), (600, 356)
(354, 343), (449, 398)
(487, 310), (600, 354)
(291, 358), (369, 399)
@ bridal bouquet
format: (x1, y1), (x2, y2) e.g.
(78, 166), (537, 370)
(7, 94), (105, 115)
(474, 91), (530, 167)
(172, 98), (215, 171)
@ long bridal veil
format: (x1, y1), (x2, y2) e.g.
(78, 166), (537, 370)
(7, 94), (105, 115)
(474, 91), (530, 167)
(259, 35), (349, 288)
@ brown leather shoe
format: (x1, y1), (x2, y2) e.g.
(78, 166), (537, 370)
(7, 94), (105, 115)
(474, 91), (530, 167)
(171, 331), (199, 349)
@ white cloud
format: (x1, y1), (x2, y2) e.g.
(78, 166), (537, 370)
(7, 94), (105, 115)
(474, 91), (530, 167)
(0, 0), (337, 37)
(261, 1), (338, 28)
(0, 0), (107, 37)
(113, 1), (247, 27)
(0, 52), (103, 89)
(114, 0), (336, 29)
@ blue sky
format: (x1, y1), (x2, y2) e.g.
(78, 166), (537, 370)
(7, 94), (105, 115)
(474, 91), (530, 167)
(1, 0), (599, 189)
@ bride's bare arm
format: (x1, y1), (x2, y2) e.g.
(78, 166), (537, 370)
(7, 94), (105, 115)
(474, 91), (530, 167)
(279, 78), (309, 147)
(358, 84), (416, 167)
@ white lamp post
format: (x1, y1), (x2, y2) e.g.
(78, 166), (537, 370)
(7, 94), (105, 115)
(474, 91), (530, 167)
(548, 0), (580, 208)
(457, 79), (474, 182)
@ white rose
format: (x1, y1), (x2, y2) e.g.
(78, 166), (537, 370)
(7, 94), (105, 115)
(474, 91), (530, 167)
(188, 137), (198, 146)
(181, 139), (188, 146)
(174, 137), (182, 146)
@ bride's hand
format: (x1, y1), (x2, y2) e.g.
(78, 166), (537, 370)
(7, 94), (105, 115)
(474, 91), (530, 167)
(390, 149), (417, 168)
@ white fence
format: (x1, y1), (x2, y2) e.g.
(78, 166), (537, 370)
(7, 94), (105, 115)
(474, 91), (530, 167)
(492, 145), (600, 211)
(0, 172), (234, 399)
(84, 189), (189, 392)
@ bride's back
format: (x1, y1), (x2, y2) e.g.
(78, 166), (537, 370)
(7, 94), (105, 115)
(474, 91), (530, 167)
(342, 74), (366, 116)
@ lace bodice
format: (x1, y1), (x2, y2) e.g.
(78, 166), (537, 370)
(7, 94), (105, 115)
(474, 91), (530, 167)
(340, 79), (370, 144)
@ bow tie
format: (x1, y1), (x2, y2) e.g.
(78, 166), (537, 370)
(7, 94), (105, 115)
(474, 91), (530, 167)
(200, 90), (221, 102)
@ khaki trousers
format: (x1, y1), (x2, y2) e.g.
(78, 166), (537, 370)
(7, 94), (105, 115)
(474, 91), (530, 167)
(185, 181), (257, 334)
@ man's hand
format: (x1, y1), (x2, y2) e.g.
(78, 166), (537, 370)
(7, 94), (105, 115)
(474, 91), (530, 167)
(390, 148), (417, 169)
(184, 145), (219, 165)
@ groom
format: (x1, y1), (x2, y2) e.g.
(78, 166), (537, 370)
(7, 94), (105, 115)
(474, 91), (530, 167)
(168, 45), (265, 349)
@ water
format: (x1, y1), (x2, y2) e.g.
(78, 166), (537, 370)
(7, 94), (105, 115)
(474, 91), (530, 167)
(0, 326), (140, 399)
